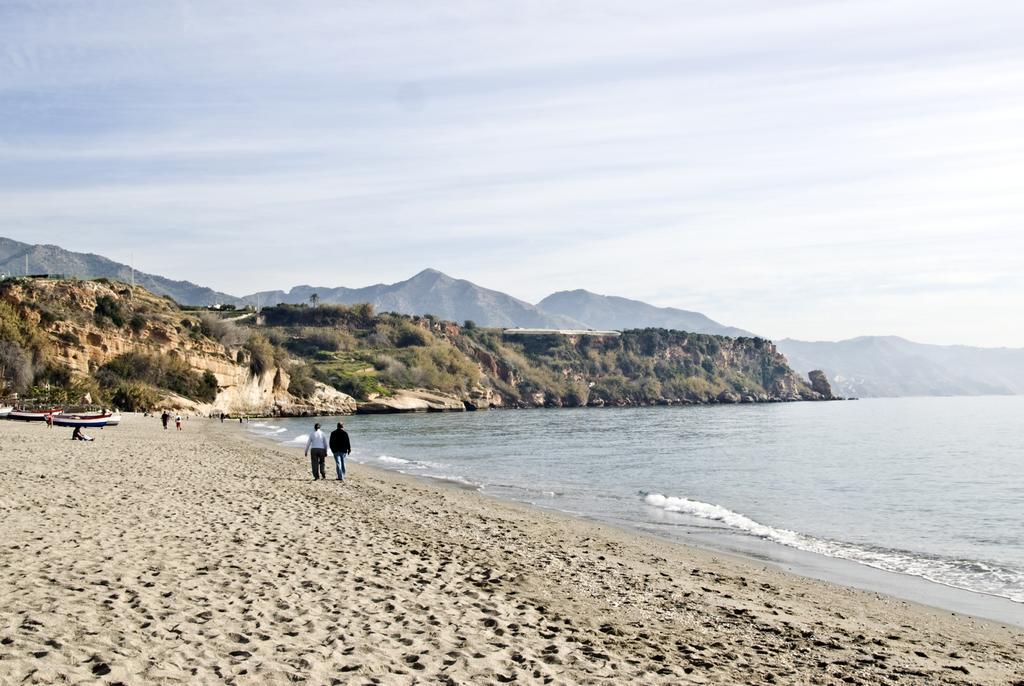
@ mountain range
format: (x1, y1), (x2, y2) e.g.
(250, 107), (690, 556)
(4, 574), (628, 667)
(777, 336), (1024, 397)
(246, 269), (588, 330)
(0, 237), (237, 307)
(537, 290), (754, 338)
(5, 236), (1023, 398)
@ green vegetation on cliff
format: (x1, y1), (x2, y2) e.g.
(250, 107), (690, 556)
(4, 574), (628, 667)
(96, 352), (219, 407)
(257, 303), (814, 406)
(0, 278), (228, 406)
(1, 279), (817, 410)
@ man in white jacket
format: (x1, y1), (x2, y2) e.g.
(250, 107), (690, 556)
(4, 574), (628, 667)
(304, 422), (329, 480)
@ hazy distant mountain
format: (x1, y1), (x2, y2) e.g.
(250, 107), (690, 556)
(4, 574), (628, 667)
(0, 237), (239, 307)
(246, 268), (587, 329)
(536, 289), (754, 337)
(777, 336), (1024, 397)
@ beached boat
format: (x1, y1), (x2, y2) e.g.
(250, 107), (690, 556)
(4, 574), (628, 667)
(53, 411), (121, 428)
(53, 415), (111, 428)
(8, 408), (62, 422)
(0, 406), (12, 418)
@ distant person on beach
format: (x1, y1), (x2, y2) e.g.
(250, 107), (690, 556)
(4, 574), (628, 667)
(45, 414), (53, 428)
(175, 414), (182, 431)
(161, 411), (170, 430)
(329, 422), (351, 482)
(304, 422), (329, 481)
(71, 426), (93, 441)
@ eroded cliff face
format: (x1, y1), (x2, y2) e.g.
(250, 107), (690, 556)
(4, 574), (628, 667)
(4, 278), (829, 415)
(423, 320), (823, 408)
(1, 279), (354, 416)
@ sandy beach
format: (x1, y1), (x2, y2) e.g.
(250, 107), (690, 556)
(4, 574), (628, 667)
(1, 415), (1021, 684)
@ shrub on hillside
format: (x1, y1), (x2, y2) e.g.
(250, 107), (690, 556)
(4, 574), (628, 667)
(96, 352), (218, 402)
(199, 313), (247, 346)
(94, 295), (126, 327)
(128, 314), (147, 334)
(261, 303), (375, 328)
(108, 381), (161, 412)
(287, 362), (317, 398)
(394, 324), (429, 348)
(314, 367), (386, 400)
(244, 335), (275, 378)
(34, 362), (72, 388)
(282, 329), (354, 356)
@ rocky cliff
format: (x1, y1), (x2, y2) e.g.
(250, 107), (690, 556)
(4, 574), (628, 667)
(272, 306), (828, 412)
(2, 278), (830, 416)
(0, 278), (354, 416)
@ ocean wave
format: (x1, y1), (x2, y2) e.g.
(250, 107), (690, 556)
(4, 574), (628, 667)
(370, 455), (479, 489)
(375, 454), (448, 470)
(643, 493), (1024, 603)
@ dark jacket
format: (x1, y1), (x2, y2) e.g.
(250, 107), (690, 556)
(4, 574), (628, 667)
(329, 428), (351, 453)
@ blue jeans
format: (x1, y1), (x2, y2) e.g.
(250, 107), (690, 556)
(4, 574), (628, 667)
(333, 451), (348, 480)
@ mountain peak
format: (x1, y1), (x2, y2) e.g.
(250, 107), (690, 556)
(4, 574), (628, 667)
(408, 267), (452, 283)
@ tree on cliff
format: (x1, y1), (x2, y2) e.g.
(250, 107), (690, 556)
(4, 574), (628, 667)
(0, 340), (33, 393)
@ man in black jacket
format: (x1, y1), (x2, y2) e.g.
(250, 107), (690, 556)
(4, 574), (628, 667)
(329, 422), (351, 482)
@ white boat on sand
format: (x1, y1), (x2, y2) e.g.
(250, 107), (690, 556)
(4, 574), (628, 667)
(8, 408), (62, 422)
(53, 411), (122, 428)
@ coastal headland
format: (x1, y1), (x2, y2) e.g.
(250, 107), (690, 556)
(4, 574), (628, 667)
(1, 416), (1021, 684)
(0, 277), (835, 421)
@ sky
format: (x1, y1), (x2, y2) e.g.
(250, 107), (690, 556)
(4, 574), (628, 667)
(1, 1), (1023, 347)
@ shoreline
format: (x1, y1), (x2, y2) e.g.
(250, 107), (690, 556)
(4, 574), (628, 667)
(2, 415), (1021, 684)
(242, 413), (1024, 629)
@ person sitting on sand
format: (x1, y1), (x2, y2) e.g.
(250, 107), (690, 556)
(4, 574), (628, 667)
(329, 422), (351, 482)
(304, 422), (329, 481)
(71, 426), (94, 442)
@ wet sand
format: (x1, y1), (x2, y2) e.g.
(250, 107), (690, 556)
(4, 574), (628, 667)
(1, 415), (1021, 684)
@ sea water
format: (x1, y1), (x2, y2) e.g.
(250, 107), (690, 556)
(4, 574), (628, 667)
(249, 396), (1023, 621)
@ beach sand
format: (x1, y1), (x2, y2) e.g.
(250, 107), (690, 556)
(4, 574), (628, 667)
(1, 416), (1021, 684)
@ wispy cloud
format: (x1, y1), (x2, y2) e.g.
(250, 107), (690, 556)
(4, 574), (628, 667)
(1, 0), (1022, 346)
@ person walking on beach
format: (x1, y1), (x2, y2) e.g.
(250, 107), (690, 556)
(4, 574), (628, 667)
(304, 422), (329, 481)
(175, 414), (182, 431)
(329, 422), (351, 482)
(161, 411), (170, 430)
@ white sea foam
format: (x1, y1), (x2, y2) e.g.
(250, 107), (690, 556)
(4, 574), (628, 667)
(377, 455), (411, 465)
(374, 455), (448, 470)
(290, 435), (308, 443)
(644, 493), (1024, 603)
(423, 473), (480, 489)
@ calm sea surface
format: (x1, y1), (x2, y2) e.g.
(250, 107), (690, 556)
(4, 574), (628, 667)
(249, 397), (1024, 610)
